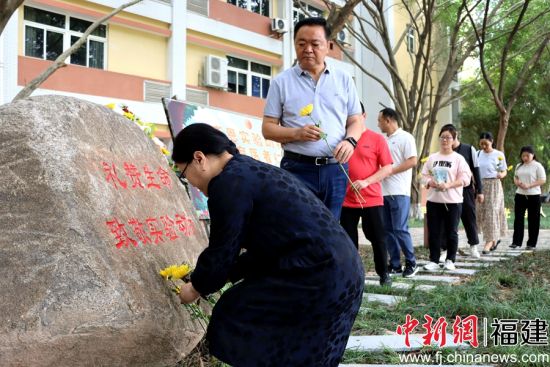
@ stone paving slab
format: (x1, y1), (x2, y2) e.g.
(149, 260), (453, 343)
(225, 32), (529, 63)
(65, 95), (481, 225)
(420, 267), (477, 276)
(491, 251), (522, 256)
(416, 260), (489, 268)
(364, 279), (437, 292)
(455, 255), (506, 262)
(366, 274), (460, 283)
(346, 334), (468, 352)
(359, 227), (550, 251)
(363, 293), (406, 306)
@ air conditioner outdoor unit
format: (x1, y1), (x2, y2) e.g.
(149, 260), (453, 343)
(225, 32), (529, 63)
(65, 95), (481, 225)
(271, 17), (288, 33)
(337, 29), (350, 44)
(204, 55), (228, 89)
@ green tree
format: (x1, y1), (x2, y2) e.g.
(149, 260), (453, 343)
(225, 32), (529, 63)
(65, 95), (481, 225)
(465, 0), (550, 151)
(460, 53), (550, 205)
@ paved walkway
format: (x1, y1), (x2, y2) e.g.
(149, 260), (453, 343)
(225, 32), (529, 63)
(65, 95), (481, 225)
(359, 227), (550, 250)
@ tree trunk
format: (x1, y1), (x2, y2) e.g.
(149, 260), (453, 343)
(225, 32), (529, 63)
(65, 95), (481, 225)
(410, 182), (423, 220)
(496, 112), (509, 152)
(0, 0), (24, 36)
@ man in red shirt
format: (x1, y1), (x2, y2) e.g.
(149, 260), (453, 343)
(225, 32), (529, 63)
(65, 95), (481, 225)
(340, 103), (393, 286)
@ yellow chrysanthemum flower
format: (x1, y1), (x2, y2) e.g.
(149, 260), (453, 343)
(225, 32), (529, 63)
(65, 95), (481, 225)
(161, 147), (170, 156)
(123, 111), (135, 120)
(159, 264), (191, 280)
(299, 104), (314, 116)
(171, 264), (191, 280)
(159, 265), (177, 279)
(105, 103), (116, 110)
(507, 165), (513, 171)
(498, 156), (503, 161)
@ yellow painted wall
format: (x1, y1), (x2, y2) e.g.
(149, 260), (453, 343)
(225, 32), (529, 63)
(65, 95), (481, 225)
(392, 3), (454, 154)
(186, 30), (281, 86)
(59, 0), (168, 30)
(108, 24), (167, 80)
(186, 44), (226, 86)
(392, 4), (416, 85)
(17, 0), (169, 80)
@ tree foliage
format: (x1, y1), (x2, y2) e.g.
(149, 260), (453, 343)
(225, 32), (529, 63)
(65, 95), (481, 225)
(460, 52), (550, 203)
(465, 0), (550, 151)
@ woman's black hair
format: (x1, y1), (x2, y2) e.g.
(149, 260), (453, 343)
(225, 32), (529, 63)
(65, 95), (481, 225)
(479, 131), (495, 149)
(439, 124), (457, 139)
(171, 123), (239, 164)
(519, 145), (537, 165)
(479, 131), (493, 141)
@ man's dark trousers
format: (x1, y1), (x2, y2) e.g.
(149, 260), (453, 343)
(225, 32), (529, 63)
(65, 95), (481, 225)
(461, 185), (479, 245)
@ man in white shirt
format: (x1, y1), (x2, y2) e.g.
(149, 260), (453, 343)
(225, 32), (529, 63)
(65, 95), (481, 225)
(378, 108), (418, 278)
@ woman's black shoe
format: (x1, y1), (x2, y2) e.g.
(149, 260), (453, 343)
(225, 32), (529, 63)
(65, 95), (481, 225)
(490, 240), (501, 251)
(509, 243), (521, 249)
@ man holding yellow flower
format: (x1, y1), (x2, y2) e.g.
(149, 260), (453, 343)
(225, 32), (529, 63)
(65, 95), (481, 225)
(262, 17), (364, 219)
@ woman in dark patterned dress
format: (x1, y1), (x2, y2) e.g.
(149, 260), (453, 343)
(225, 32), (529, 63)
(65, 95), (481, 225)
(172, 123), (364, 367)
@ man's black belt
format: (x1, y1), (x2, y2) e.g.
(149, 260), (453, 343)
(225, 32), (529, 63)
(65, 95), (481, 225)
(283, 151), (337, 165)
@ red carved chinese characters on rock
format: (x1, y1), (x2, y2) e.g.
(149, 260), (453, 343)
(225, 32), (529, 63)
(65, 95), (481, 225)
(106, 213), (195, 249)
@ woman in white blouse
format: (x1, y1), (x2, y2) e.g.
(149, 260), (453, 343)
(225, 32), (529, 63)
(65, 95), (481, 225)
(510, 146), (546, 249)
(476, 132), (508, 254)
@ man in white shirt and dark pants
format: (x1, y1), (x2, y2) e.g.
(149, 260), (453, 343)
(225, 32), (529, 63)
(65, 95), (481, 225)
(378, 108), (419, 278)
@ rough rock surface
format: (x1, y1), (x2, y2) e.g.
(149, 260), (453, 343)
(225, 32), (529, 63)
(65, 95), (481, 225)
(0, 96), (208, 366)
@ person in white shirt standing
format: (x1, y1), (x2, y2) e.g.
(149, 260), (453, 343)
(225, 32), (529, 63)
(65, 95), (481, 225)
(511, 145), (546, 250)
(476, 132), (508, 254)
(378, 108), (419, 278)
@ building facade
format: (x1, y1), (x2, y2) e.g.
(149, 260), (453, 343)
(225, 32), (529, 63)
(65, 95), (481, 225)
(1, 0), (454, 144)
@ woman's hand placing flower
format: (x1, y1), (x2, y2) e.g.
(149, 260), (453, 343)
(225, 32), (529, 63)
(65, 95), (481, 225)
(178, 282), (201, 304)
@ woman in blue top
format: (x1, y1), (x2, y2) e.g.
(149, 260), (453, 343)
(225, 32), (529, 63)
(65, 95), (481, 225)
(172, 123), (364, 367)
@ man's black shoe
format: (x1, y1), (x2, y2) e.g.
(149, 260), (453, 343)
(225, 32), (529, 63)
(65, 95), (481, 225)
(379, 274), (393, 286)
(403, 263), (419, 278)
(388, 266), (403, 276)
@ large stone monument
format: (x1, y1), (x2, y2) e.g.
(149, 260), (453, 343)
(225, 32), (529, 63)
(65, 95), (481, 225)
(0, 96), (208, 366)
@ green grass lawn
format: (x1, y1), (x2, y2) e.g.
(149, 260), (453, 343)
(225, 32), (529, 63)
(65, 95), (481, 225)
(343, 249), (550, 366)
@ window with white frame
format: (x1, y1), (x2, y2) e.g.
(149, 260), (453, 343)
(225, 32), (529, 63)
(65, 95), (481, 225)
(227, 56), (271, 99)
(24, 6), (107, 69)
(293, 1), (324, 24)
(406, 25), (415, 53)
(227, 0), (269, 17)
